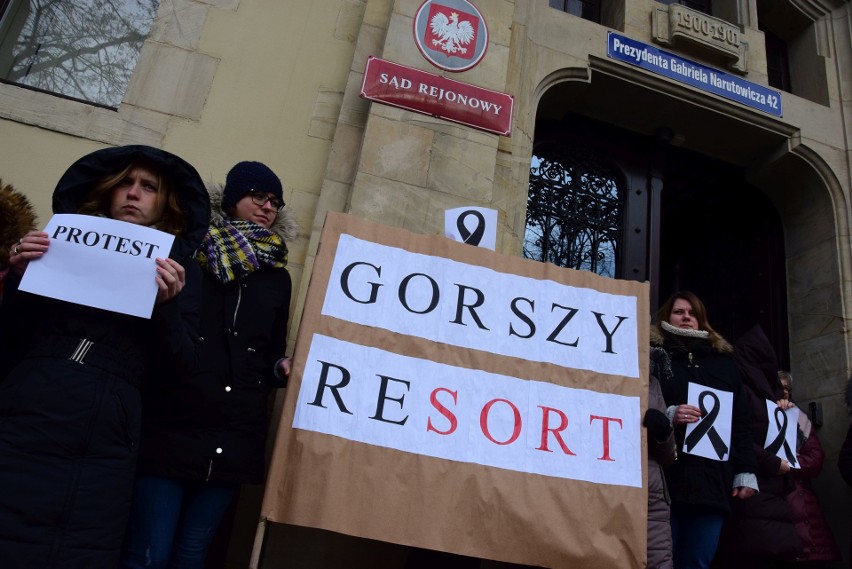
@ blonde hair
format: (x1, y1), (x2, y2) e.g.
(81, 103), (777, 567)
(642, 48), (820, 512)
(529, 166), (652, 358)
(77, 161), (185, 236)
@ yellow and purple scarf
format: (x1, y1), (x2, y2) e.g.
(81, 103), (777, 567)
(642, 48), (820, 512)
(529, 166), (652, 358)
(197, 219), (287, 283)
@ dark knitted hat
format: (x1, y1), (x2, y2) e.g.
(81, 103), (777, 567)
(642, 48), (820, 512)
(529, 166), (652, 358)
(222, 161), (283, 211)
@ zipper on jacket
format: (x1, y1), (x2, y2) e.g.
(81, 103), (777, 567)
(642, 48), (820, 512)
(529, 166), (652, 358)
(688, 352), (698, 368)
(231, 280), (243, 329)
(206, 458), (213, 481)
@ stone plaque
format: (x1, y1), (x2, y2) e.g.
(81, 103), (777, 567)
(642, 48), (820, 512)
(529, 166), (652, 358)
(652, 4), (748, 73)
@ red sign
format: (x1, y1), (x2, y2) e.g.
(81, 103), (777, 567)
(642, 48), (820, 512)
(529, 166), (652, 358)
(360, 56), (513, 137)
(414, 0), (488, 71)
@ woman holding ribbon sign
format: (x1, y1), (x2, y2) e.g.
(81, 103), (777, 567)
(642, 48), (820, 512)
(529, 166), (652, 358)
(121, 161), (296, 569)
(650, 291), (758, 569)
(712, 325), (802, 568)
(0, 145), (209, 568)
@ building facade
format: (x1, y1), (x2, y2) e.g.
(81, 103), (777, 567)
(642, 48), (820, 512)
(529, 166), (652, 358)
(1, 0), (851, 567)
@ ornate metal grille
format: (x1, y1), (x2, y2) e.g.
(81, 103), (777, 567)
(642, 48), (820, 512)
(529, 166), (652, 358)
(524, 141), (624, 277)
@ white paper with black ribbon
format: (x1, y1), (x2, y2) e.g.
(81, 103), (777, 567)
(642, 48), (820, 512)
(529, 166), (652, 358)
(763, 400), (800, 468)
(444, 206), (497, 251)
(682, 382), (733, 462)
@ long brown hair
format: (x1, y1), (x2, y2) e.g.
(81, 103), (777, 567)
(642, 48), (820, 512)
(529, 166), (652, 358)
(77, 161), (186, 236)
(654, 290), (721, 337)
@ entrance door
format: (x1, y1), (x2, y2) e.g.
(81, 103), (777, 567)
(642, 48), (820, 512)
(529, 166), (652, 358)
(657, 144), (789, 367)
(528, 112), (790, 365)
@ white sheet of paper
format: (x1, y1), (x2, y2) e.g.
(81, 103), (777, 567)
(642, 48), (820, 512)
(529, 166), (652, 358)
(445, 206), (497, 250)
(18, 214), (175, 319)
(682, 382), (733, 461)
(763, 400), (800, 469)
(322, 234), (640, 378)
(293, 334), (642, 487)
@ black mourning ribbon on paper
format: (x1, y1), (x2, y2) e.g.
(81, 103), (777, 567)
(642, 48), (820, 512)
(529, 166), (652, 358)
(684, 391), (729, 460)
(765, 407), (798, 467)
(457, 210), (485, 246)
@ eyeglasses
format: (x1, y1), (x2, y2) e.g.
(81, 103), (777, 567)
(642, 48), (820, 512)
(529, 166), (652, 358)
(248, 191), (284, 211)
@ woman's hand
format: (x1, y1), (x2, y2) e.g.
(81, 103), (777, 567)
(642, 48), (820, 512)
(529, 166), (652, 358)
(277, 356), (293, 377)
(776, 399), (795, 410)
(777, 459), (791, 475)
(8, 231), (49, 276)
(673, 403), (701, 427)
(154, 258), (185, 304)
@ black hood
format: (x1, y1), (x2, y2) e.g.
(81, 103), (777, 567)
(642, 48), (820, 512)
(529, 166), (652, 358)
(734, 324), (782, 401)
(52, 145), (210, 260)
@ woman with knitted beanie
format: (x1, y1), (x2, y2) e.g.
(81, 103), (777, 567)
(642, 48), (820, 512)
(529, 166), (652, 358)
(121, 161), (298, 569)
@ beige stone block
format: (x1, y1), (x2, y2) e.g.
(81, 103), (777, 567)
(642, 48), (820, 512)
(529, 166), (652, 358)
(309, 89), (345, 141)
(359, 115), (434, 185)
(349, 172), (432, 231)
(125, 43), (218, 120)
(427, 131), (497, 202)
(364, 0), (394, 28)
(481, 0), (514, 47)
(335, 0), (368, 43)
(790, 332), (848, 399)
(353, 24), (389, 71)
(460, 42), (510, 91)
(326, 122), (367, 184)
(150, 0), (210, 51)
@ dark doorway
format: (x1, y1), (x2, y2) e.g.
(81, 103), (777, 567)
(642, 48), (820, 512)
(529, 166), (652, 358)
(528, 112), (790, 366)
(656, 144), (789, 367)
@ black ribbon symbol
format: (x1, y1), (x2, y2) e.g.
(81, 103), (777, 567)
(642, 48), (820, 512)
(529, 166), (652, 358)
(765, 407), (797, 467)
(457, 210), (485, 246)
(684, 391), (729, 460)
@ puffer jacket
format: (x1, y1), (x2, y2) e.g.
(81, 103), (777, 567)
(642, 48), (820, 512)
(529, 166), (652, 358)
(651, 324), (757, 516)
(647, 347), (676, 569)
(0, 145), (209, 569)
(135, 183), (297, 485)
(713, 325), (802, 567)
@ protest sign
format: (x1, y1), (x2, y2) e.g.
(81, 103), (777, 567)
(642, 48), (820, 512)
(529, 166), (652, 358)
(261, 212), (650, 568)
(18, 214), (174, 318)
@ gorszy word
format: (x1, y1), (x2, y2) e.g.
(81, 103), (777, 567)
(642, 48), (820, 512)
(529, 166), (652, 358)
(378, 73), (504, 115)
(51, 224), (161, 258)
(293, 335), (642, 487)
(322, 235), (640, 378)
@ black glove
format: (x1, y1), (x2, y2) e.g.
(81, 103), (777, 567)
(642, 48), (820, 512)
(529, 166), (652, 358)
(643, 408), (672, 441)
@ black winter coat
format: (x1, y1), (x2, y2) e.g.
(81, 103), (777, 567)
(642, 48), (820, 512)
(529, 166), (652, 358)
(714, 325), (802, 567)
(651, 325), (757, 516)
(0, 146), (209, 569)
(135, 184), (295, 485)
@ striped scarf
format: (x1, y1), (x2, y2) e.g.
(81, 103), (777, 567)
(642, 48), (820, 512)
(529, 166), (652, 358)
(197, 219), (287, 283)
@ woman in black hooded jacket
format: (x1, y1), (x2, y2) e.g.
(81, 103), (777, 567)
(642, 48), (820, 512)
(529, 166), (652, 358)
(0, 145), (209, 568)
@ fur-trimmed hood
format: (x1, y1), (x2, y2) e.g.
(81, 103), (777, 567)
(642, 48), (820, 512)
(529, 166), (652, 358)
(649, 323), (733, 354)
(0, 179), (37, 266)
(52, 145), (210, 261)
(206, 182), (298, 241)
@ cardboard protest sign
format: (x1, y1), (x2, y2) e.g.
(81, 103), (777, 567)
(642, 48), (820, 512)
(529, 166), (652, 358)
(261, 212), (650, 568)
(18, 214), (174, 318)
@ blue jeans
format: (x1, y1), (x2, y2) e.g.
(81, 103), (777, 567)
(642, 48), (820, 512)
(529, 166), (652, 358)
(670, 502), (724, 569)
(120, 476), (237, 569)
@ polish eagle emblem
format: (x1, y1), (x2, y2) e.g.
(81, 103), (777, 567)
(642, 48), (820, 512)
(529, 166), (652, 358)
(429, 11), (475, 55)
